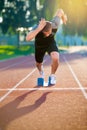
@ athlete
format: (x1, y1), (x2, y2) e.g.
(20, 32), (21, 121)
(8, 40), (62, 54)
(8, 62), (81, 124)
(26, 9), (67, 85)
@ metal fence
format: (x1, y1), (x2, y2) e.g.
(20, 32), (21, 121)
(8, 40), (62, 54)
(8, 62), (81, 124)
(0, 34), (87, 46)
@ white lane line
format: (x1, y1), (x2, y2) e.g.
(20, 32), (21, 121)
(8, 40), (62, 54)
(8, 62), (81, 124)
(63, 56), (87, 99)
(0, 68), (36, 102)
(0, 59), (28, 71)
(0, 87), (87, 91)
(0, 57), (48, 102)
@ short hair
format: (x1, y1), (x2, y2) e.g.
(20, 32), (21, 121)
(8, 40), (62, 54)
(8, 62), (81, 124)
(42, 21), (52, 32)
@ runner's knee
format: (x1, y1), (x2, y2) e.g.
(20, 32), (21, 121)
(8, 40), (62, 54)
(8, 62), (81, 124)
(51, 52), (59, 64)
(36, 62), (43, 67)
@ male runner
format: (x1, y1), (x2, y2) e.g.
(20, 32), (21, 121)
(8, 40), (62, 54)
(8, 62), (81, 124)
(26, 9), (67, 85)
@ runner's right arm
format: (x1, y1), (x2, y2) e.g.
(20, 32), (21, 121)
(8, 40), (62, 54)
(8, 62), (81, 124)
(51, 9), (67, 32)
(26, 18), (46, 41)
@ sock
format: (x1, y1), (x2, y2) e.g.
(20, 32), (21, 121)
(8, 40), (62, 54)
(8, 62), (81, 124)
(39, 71), (44, 78)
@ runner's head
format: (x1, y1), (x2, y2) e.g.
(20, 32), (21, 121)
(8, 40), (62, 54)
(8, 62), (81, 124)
(42, 21), (52, 36)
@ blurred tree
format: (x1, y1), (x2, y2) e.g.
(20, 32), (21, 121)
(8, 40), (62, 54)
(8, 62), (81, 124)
(40, 0), (57, 20)
(40, 0), (86, 36)
(0, 0), (87, 36)
(0, 0), (42, 34)
(0, 0), (4, 11)
(55, 0), (87, 36)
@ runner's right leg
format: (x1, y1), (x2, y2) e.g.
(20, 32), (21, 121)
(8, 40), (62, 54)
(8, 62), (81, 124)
(35, 46), (46, 78)
(36, 62), (44, 77)
(36, 62), (45, 86)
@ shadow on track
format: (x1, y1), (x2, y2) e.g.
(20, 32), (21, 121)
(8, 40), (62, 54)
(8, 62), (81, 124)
(0, 90), (51, 130)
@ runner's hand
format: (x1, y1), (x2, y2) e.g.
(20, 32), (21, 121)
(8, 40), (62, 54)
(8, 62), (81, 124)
(38, 18), (46, 31)
(62, 14), (67, 24)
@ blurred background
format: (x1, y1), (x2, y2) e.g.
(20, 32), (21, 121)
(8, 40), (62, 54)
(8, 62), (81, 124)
(0, 0), (87, 60)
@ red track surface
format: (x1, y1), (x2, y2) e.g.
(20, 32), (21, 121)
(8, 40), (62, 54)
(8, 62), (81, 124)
(0, 47), (87, 130)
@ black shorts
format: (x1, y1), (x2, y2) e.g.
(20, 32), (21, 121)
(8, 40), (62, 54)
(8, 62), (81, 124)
(35, 43), (59, 63)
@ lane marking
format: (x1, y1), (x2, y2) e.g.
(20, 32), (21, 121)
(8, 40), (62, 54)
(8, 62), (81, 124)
(0, 87), (87, 91)
(0, 58), (48, 102)
(0, 68), (36, 102)
(63, 56), (87, 99)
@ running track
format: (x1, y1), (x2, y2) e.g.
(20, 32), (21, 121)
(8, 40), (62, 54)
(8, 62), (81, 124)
(0, 47), (87, 130)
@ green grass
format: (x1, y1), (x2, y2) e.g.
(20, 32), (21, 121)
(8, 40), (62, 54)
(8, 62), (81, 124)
(82, 36), (87, 41)
(0, 45), (68, 61)
(0, 45), (35, 60)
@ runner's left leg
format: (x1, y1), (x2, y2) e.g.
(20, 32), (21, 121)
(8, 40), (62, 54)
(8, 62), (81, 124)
(48, 51), (59, 85)
(50, 51), (59, 74)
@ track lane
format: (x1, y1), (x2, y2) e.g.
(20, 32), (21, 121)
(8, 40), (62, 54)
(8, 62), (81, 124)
(64, 53), (87, 94)
(0, 52), (87, 130)
(0, 56), (35, 89)
(0, 55), (35, 70)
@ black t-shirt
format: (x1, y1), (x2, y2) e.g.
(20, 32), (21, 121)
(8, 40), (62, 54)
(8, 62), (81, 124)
(35, 29), (57, 47)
